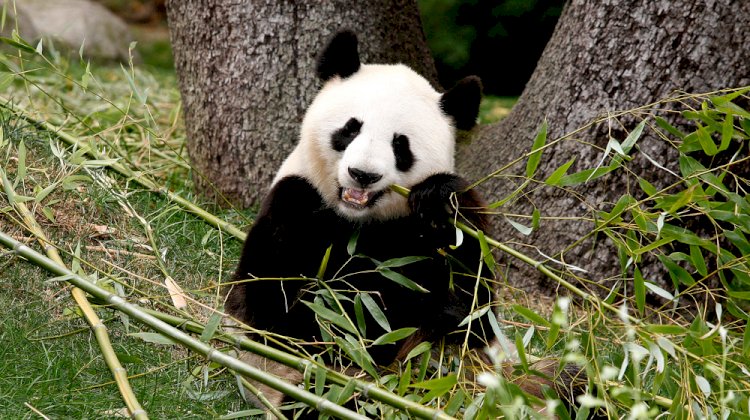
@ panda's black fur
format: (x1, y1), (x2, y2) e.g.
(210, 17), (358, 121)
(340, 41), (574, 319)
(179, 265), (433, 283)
(225, 30), (495, 412)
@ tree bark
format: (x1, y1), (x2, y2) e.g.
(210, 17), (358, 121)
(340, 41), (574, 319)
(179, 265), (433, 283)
(165, 0), (436, 208)
(457, 0), (750, 295)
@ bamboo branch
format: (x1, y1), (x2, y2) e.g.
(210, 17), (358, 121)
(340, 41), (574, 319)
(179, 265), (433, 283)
(0, 99), (247, 241)
(389, 184), (637, 323)
(0, 230), (369, 420)
(139, 308), (457, 420)
(0, 167), (148, 419)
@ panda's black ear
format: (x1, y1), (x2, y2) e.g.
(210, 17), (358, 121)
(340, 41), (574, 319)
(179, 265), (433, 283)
(440, 76), (483, 131)
(316, 30), (361, 81)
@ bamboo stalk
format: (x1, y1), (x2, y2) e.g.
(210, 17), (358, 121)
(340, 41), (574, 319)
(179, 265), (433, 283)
(0, 230), (369, 420)
(0, 99), (247, 241)
(0, 167), (148, 419)
(139, 308), (457, 420)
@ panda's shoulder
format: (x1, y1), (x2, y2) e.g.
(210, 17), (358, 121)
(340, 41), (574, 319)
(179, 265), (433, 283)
(258, 175), (325, 219)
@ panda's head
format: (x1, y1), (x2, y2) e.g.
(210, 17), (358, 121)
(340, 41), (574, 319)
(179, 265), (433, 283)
(276, 30), (482, 221)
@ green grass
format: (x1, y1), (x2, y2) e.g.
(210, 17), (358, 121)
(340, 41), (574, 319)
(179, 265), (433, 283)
(0, 262), (240, 419)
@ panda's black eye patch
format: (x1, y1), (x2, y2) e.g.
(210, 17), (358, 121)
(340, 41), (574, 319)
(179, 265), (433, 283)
(331, 118), (362, 151)
(392, 134), (414, 172)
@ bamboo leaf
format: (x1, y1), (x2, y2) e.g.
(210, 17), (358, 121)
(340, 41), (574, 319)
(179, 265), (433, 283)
(725, 229), (750, 256)
(41, 206), (55, 222)
(558, 164), (618, 186)
(315, 360), (327, 396)
(411, 374), (457, 403)
(359, 293), (390, 332)
(546, 322), (560, 350)
(505, 216), (532, 235)
(645, 281), (676, 301)
(476, 229), (496, 274)
(303, 301), (357, 335)
(655, 116), (686, 139)
(639, 178), (657, 196)
(376, 268), (428, 293)
(80, 158), (120, 168)
(695, 375), (711, 397)
(347, 229), (359, 256)
(35, 181), (60, 204)
(526, 119), (547, 178)
(411, 373), (457, 390)
(372, 327), (417, 345)
(405, 341), (431, 362)
(689, 245), (708, 277)
(199, 312), (223, 342)
(335, 336), (377, 378)
(634, 266), (645, 315)
(14, 140), (26, 188)
(397, 360), (412, 396)
(720, 113), (733, 151)
(129, 332), (178, 345)
(621, 120), (647, 153)
(316, 245), (332, 280)
(0, 36), (36, 53)
(544, 157), (576, 186)
(165, 277), (188, 309)
(514, 331), (529, 370)
(353, 294), (366, 336)
(335, 379), (357, 406)
(458, 306), (490, 327)
(644, 324), (686, 334)
(444, 388), (465, 416)
(377, 256), (429, 269)
(658, 254), (695, 287)
(695, 125), (718, 156)
(512, 304), (551, 327)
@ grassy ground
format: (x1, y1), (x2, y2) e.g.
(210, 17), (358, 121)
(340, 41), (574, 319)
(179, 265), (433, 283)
(0, 114), (248, 418)
(0, 26), (749, 420)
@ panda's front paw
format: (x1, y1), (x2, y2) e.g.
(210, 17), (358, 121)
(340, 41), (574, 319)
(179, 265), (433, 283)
(408, 173), (467, 248)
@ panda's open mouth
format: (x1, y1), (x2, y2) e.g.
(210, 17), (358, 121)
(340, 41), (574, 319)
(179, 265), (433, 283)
(340, 187), (385, 209)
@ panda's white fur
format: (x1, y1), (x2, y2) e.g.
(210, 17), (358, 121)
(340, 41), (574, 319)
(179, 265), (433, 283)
(275, 63), (456, 221)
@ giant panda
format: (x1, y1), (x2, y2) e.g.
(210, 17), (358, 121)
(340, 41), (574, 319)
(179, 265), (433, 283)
(225, 30), (495, 414)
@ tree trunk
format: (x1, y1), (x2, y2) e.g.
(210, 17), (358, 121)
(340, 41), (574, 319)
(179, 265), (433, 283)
(457, 0), (750, 295)
(165, 0), (436, 208)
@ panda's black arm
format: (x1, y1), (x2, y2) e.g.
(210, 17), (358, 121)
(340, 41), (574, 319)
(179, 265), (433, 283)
(405, 172), (494, 348)
(225, 176), (330, 334)
(408, 172), (488, 246)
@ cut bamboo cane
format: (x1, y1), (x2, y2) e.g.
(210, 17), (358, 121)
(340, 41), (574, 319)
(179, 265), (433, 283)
(0, 230), (371, 420)
(0, 167), (148, 419)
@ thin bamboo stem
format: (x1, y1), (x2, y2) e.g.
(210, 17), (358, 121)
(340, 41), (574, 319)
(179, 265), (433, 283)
(139, 308), (456, 420)
(0, 230), (368, 420)
(391, 184), (726, 374)
(0, 167), (148, 419)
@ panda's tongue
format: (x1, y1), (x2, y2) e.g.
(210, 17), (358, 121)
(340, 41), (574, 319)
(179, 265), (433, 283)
(342, 188), (371, 206)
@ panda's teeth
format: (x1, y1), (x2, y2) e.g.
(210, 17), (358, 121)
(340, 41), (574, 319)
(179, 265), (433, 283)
(342, 188), (370, 206)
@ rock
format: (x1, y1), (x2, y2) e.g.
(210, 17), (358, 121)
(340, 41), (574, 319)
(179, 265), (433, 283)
(3, 0), (136, 61)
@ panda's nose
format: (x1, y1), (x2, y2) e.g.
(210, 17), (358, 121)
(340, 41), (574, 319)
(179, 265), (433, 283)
(348, 167), (382, 187)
